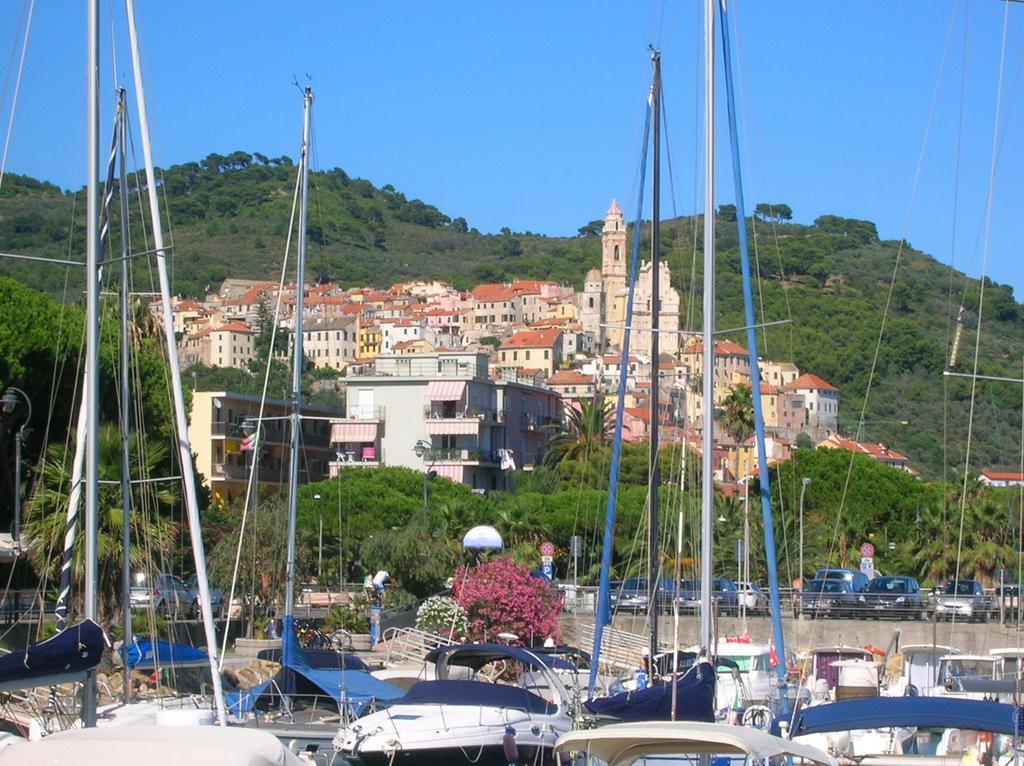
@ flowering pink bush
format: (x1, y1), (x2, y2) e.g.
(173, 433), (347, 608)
(451, 558), (562, 644)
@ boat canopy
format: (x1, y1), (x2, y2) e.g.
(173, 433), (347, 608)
(584, 661), (716, 722)
(0, 724), (305, 766)
(555, 721), (836, 766)
(401, 678), (556, 714)
(226, 617), (402, 717)
(255, 647), (369, 671)
(0, 619), (105, 693)
(121, 638), (209, 670)
(790, 696), (1024, 737)
(426, 643), (555, 677)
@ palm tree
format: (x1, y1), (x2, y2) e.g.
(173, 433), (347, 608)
(719, 384), (755, 445)
(24, 424), (178, 625)
(543, 395), (614, 468)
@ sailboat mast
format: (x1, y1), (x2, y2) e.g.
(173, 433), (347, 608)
(648, 50), (662, 664)
(285, 86), (314, 619)
(124, 0), (226, 726)
(700, 0), (716, 655)
(116, 89), (133, 706)
(83, 0), (100, 728)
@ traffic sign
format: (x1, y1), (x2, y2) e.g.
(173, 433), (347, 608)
(541, 555), (553, 565)
(540, 541), (555, 556)
(860, 556), (875, 579)
(859, 542), (875, 558)
(541, 564), (554, 579)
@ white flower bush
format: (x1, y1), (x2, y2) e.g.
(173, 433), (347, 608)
(416, 595), (467, 638)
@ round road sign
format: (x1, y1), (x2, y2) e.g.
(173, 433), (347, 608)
(540, 541), (555, 557)
(859, 542), (875, 558)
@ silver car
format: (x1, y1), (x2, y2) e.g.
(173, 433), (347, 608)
(185, 574), (226, 619)
(129, 573), (197, 620)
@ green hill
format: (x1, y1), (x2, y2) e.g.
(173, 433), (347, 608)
(1, 154), (1021, 480)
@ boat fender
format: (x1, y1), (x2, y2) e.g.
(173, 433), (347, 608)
(503, 725), (519, 764)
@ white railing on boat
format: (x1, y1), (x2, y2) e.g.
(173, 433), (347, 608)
(380, 627), (456, 665)
(579, 624), (659, 672)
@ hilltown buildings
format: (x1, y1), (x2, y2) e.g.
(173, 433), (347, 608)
(161, 200), (927, 494)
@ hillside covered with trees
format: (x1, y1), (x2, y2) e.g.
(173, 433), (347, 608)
(1, 154), (1022, 479)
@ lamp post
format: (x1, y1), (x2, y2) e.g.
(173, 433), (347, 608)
(799, 477), (812, 590)
(2, 388), (32, 552)
(413, 439), (433, 525)
(314, 493), (323, 581)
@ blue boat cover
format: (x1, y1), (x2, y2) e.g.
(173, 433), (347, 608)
(584, 660), (716, 721)
(121, 638), (210, 670)
(256, 647), (369, 671)
(790, 697), (1024, 737)
(226, 616), (402, 718)
(401, 679), (557, 715)
(0, 619), (105, 691)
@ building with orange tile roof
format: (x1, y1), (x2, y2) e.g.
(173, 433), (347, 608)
(498, 328), (563, 378)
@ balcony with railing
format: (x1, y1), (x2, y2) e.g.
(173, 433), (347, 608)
(329, 445), (383, 475)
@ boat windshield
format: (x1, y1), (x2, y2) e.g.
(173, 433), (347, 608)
(721, 654), (771, 672)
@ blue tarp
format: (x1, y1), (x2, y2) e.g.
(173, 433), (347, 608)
(121, 638), (209, 670)
(0, 619), (105, 692)
(255, 648), (369, 671)
(790, 697), (1024, 737)
(226, 616), (403, 718)
(584, 660), (717, 722)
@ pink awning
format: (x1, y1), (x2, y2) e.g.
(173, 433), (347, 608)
(432, 464), (464, 482)
(425, 420), (480, 436)
(424, 380), (467, 402)
(330, 422), (378, 443)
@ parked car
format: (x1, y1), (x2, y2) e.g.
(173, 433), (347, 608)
(184, 574), (226, 619)
(814, 568), (870, 592)
(736, 581), (767, 615)
(130, 573), (197, 619)
(667, 578), (741, 615)
(610, 577), (672, 614)
(799, 578), (858, 618)
(856, 575), (924, 619)
(930, 579), (994, 622)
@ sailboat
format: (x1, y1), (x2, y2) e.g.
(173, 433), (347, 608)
(218, 87), (403, 757)
(586, 0), (791, 724)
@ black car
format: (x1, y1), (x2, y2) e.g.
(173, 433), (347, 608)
(856, 576), (924, 619)
(799, 578), (858, 618)
(664, 578), (741, 615)
(610, 576), (673, 614)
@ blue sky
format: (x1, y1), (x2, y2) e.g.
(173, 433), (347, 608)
(2, 1), (1022, 299)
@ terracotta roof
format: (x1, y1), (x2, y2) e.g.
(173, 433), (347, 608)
(983, 471), (1024, 481)
(510, 280), (552, 294)
(821, 436), (908, 462)
(760, 383), (777, 394)
(547, 370), (595, 386)
(500, 328), (562, 349)
(213, 321), (255, 334)
(783, 373), (838, 392)
(683, 338), (749, 356)
(471, 283), (518, 302)
(175, 300), (206, 312)
(602, 354), (642, 364)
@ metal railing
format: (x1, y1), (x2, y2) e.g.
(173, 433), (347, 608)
(381, 626), (457, 665)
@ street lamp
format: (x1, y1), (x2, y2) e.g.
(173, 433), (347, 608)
(413, 439), (437, 525)
(314, 494), (323, 581)
(2, 388), (32, 553)
(799, 477), (812, 589)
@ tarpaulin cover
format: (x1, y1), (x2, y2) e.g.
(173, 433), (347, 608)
(121, 638), (209, 670)
(256, 648), (369, 671)
(401, 679), (556, 715)
(790, 696), (1024, 737)
(584, 661), (716, 722)
(0, 619), (105, 691)
(226, 616), (402, 717)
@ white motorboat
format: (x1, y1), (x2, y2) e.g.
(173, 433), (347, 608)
(0, 725), (304, 766)
(554, 720), (835, 766)
(334, 643), (575, 766)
